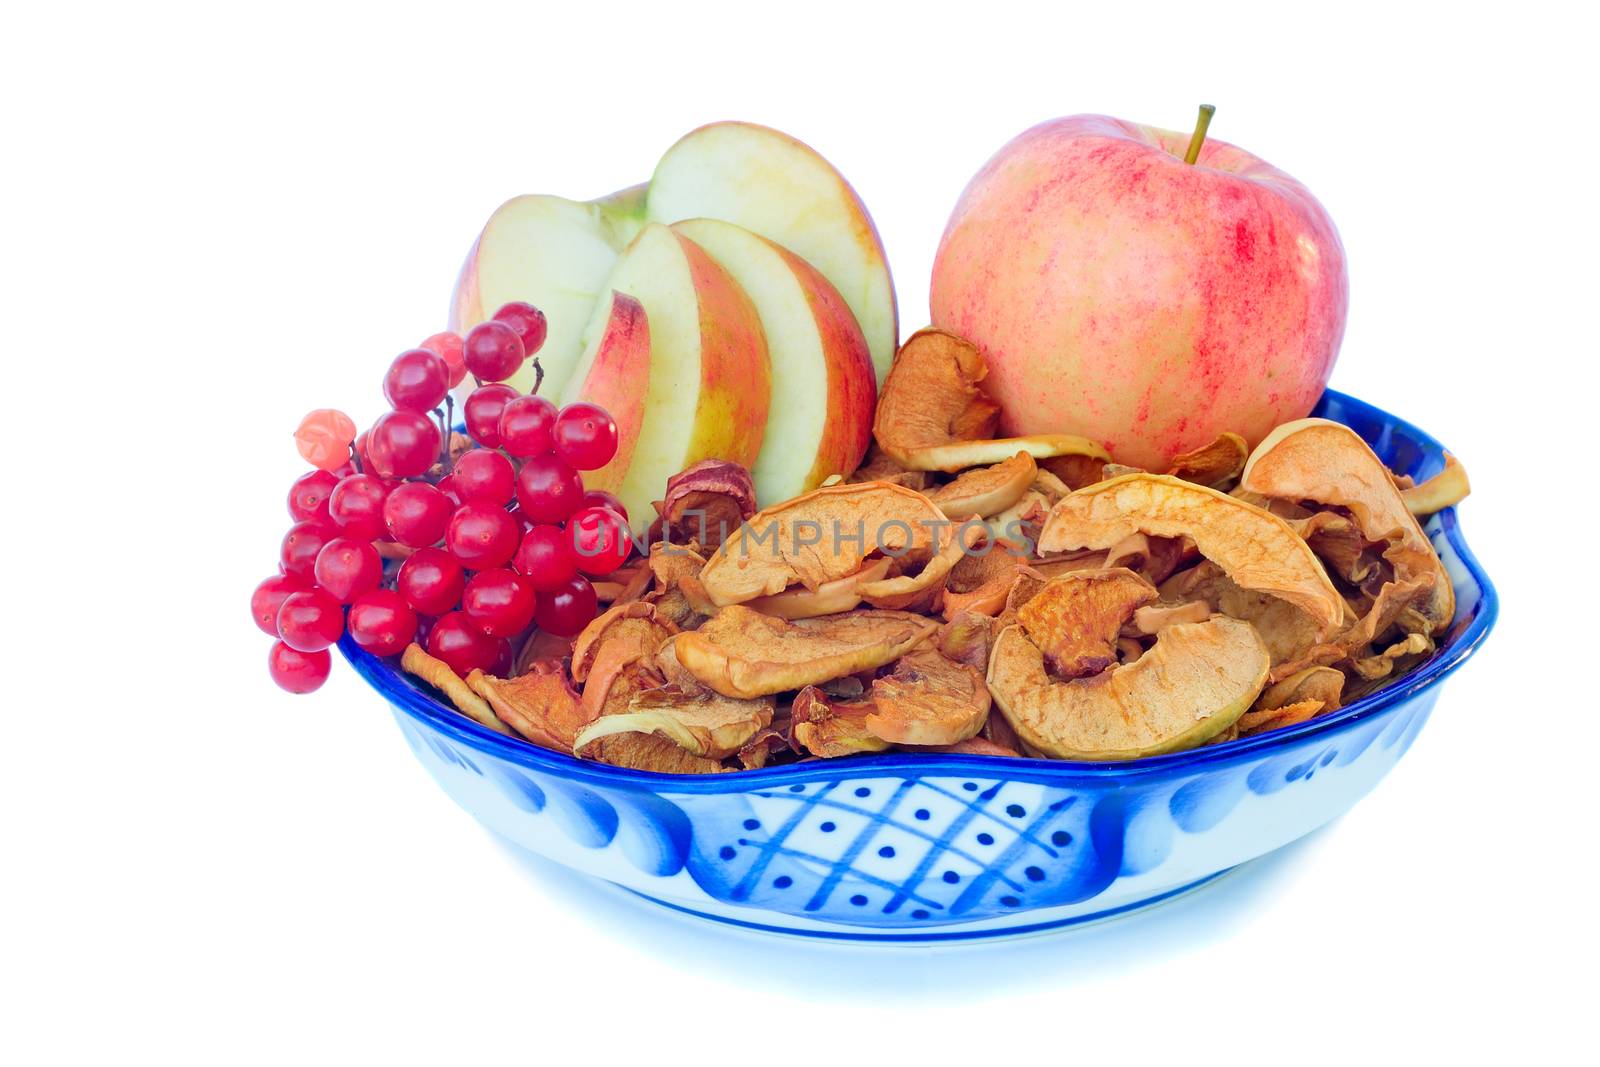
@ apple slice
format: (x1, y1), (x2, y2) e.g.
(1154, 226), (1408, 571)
(645, 122), (898, 382)
(672, 218), (875, 506)
(559, 291), (650, 503)
(449, 185), (646, 396)
(561, 224), (770, 526)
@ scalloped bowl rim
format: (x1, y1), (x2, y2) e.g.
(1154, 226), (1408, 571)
(342, 388), (1498, 791)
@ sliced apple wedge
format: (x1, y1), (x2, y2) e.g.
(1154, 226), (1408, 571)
(559, 291), (650, 503)
(645, 122), (899, 382)
(449, 185), (646, 396)
(672, 218), (875, 505)
(561, 224), (771, 526)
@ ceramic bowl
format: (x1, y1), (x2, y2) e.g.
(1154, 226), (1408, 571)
(341, 390), (1497, 941)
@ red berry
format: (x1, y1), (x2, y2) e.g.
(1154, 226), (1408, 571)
(251, 573), (308, 636)
(489, 637), (515, 677)
(276, 587), (345, 652)
(383, 481), (451, 547)
(281, 521), (336, 580)
(462, 568), (537, 637)
(568, 506), (633, 576)
(463, 384), (518, 447)
(463, 320), (525, 382)
(353, 430), (374, 473)
(534, 574), (598, 636)
(492, 301), (548, 357)
(436, 473), (463, 509)
(367, 410), (442, 480)
(288, 469), (339, 524)
(513, 524), (579, 591)
(269, 641), (331, 693)
(426, 611), (500, 676)
(578, 488), (628, 525)
(445, 502), (520, 569)
(516, 454), (584, 524)
(383, 348), (450, 413)
(553, 402), (619, 471)
(295, 409), (357, 472)
(451, 448), (516, 505)
(313, 537), (383, 603)
(497, 395), (558, 458)
(328, 473), (390, 540)
(397, 547), (464, 616)
(348, 588), (419, 657)
(420, 331), (468, 388)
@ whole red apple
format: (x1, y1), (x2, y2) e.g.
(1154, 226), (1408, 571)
(931, 111), (1347, 470)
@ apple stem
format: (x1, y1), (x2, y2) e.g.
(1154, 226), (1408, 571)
(1183, 104), (1216, 165)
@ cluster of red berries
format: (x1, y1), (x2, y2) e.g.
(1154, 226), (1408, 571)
(252, 302), (633, 694)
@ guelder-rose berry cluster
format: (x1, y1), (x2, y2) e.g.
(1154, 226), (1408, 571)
(254, 301), (631, 694)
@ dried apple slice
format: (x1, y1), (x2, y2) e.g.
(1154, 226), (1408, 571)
(1166, 431), (1249, 488)
(586, 732), (728, 774)
(674, 606), (937, 699)
(1040, 454), (1107, 491)
(466, 663), (585, 751)
(1015, 568), (1158, 678)
(651, 458), (757, 548)
(1237, 700), (1324, 737)
(920, 737), (1021, 758)
(862, 649), (990, 746)
(1257, 665), (1345, 712)
(987, 616), (1270, 761)
(1160, 560), (1335, 670)
(1038, 473), (1344, 635)
(571, 601), (678, 684)
(873, 328), (1109, 472)
(848, 445), (930, 490)
(698, 481), (949, 606)
(938, 610), (1001, 668)
(942, 541), (1030, 618)
(927, 453), (1037, 518)
(1131, 600), (1212, 633)
(791, 686), (892, 758)
(643, 543), (710, 629)
(1240, 418), (1453, 631)
(745, 558), (891, 619)
(1401, 452), (1471, 516)
(857, 523), (980, 611)
(401, 644), (511, 735)
(573, 687), (774, 759)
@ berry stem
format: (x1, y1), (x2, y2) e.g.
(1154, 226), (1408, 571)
(530, 358), (544, 397)
(348, 440), (364, 475)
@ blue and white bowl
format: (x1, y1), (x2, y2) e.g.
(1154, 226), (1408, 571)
(342, 390), (1497, 941)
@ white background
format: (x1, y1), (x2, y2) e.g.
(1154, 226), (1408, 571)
(5, 2), (1595, 1063)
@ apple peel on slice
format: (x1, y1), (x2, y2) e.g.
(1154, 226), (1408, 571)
(986, 616), (1270, 761)
(1240, 418), (1454, 631)
(1038, 473), (1345, 636)
(674, 606), (937, 699)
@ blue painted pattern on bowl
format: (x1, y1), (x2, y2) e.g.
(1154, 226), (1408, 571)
(342, 390), (1497, 940)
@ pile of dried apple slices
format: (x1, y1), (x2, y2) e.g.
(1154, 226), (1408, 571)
(402, 328), (1470, 772)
